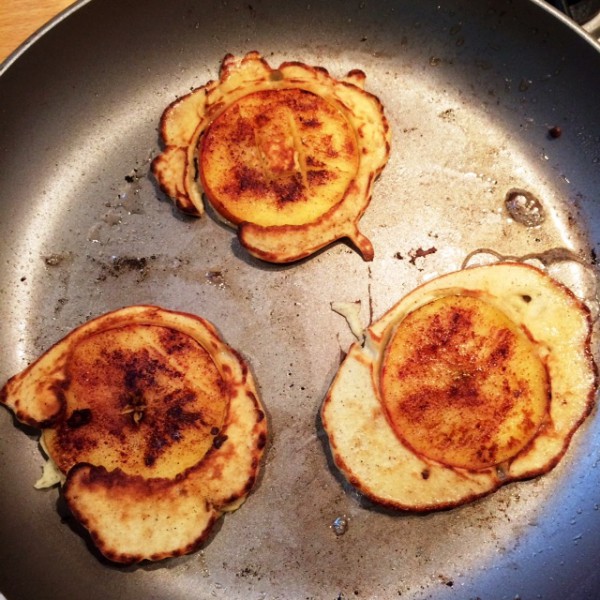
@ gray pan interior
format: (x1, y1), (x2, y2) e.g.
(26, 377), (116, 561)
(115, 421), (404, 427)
(1, 1), (600, 599)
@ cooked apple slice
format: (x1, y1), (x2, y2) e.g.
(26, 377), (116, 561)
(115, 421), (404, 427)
(321, 263), (597, 511)
(200, 88), (359, 228)
(152, 51), (390, 263)
(1, 305), (267, 563)
(381, 295), (550, 470)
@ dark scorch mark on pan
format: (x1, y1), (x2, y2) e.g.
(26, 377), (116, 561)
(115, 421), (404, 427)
(408, 246), (438, 265)
(394, 246), (438, 266)
(90, 255), (155, 283)
(43, 252), (74, 268)
(87, 254), (225, 287)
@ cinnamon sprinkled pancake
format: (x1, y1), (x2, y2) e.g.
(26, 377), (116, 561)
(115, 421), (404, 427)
(152, 51), (390, 263)
(0, 306), (267, 563)
(321, 263), (597, 511)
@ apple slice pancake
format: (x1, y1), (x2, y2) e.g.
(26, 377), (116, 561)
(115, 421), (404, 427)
(0, 305), (267, 563)
(321, 263), (597, 511)
(152, 51), (390, 263)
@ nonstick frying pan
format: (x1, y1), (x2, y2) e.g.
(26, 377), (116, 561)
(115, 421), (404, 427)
(1, 1), (600, 599)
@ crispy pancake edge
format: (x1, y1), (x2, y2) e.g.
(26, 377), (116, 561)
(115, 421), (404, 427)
(1, 305), (268, 563)
(151, 51), (391, 263)
(321, 263), (597, 511)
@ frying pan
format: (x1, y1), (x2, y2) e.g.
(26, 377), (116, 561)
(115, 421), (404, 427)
(1, 1), (599, 599)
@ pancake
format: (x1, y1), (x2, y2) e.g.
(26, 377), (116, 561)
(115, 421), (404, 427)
(321, 263), (597, 511)
(152, 51), (390, 263)
(0, 305), (267, 563)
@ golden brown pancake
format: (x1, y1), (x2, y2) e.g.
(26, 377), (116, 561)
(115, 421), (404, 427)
(152, 51), (390, 263)
(321, 263), (597, 511)
(0, 305), (267, 563)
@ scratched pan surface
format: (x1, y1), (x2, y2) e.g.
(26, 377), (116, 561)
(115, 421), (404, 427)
(1, 0), (600, 599)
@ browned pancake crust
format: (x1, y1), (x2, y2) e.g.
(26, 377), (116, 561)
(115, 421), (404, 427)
(151, 51), (391, 263)
(1, 305), (267, 563)
(321, 263), (597, 512)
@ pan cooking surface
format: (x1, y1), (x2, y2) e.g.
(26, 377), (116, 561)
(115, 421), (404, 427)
(1, 1), (599, 599)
